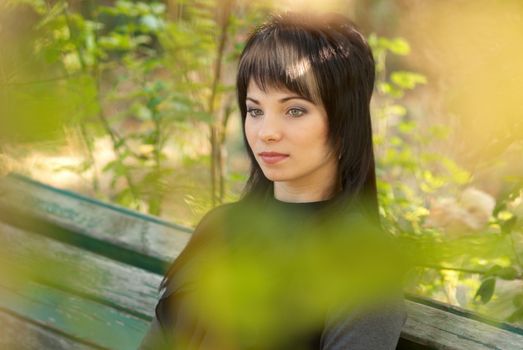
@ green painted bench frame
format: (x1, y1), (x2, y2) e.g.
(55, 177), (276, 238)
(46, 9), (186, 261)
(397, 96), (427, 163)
(1, 173), (522, 350)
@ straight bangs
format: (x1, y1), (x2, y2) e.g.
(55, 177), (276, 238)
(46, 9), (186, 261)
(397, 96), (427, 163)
(236, 28), (324, 113)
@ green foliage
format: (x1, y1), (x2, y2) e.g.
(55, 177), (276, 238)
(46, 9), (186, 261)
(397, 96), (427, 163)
(370, 32), (523, 324)
(370, 32), (467, 236)
(3, 0), (258, 215)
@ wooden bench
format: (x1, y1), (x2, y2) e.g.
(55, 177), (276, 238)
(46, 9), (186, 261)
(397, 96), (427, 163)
(1, 173), (522, 349)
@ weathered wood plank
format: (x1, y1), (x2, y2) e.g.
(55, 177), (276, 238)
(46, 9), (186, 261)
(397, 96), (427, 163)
(0, 309), (97, 350)
(0, 221), (162, 320)
(402, 299), (523, 350)
(0, 276), (150, 350)
(0, 174), (191, 266)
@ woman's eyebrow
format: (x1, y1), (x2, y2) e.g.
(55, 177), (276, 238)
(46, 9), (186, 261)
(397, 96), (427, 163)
(246, 96), (312, 104)
(280, 96), (313, 103)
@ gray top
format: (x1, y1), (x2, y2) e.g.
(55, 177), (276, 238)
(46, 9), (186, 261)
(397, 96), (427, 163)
(138, 196), (407, 349)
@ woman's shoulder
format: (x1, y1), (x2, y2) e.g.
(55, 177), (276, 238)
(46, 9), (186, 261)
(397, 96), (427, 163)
(189, 199), (248, 240)
(193, 200), (242, 226)
(157, 200), (244, 297)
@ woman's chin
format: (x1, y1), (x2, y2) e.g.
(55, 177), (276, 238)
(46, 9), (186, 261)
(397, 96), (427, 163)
(262, 171), (289, 182)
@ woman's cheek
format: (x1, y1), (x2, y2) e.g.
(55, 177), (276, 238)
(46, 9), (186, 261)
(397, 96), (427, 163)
(244, 122), (256, 149)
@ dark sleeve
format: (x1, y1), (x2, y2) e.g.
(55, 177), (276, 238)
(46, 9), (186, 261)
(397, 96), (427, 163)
(320, 299), (407, 350)
(137, 204), (234, 350)
(137, 286), (207, 350)
(138, 316), (171, 350)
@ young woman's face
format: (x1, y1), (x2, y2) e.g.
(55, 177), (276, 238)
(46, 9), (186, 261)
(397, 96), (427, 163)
(244, 79), (339, 200)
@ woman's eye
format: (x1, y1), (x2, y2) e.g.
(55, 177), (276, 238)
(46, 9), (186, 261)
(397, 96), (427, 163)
(247, 108), (263, 118)
(287, 108), (305, 117)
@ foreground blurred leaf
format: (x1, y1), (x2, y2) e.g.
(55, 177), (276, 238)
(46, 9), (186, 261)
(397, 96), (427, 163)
(475, 277), (496, 304)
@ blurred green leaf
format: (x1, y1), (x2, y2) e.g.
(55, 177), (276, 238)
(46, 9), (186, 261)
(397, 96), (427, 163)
(474, 277), (496, 304)
(391, 71), (427, 90)
(398, 120), (416, 134)
(386, 38), (411, 55)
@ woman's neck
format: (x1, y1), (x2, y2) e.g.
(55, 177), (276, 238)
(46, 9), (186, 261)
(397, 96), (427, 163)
(273, 178), (342, 203)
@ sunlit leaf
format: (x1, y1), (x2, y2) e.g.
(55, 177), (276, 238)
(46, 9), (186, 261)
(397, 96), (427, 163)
(391, 71), (427, 90)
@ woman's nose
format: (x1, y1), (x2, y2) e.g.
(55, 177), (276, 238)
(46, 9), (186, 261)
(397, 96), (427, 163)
(258, 116), (282, 143)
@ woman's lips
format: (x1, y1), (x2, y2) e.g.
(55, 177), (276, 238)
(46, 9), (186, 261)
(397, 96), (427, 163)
(259, 153), (289, 165)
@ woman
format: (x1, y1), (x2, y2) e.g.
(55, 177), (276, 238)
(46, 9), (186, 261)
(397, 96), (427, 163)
(140, 11), (407, 350)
